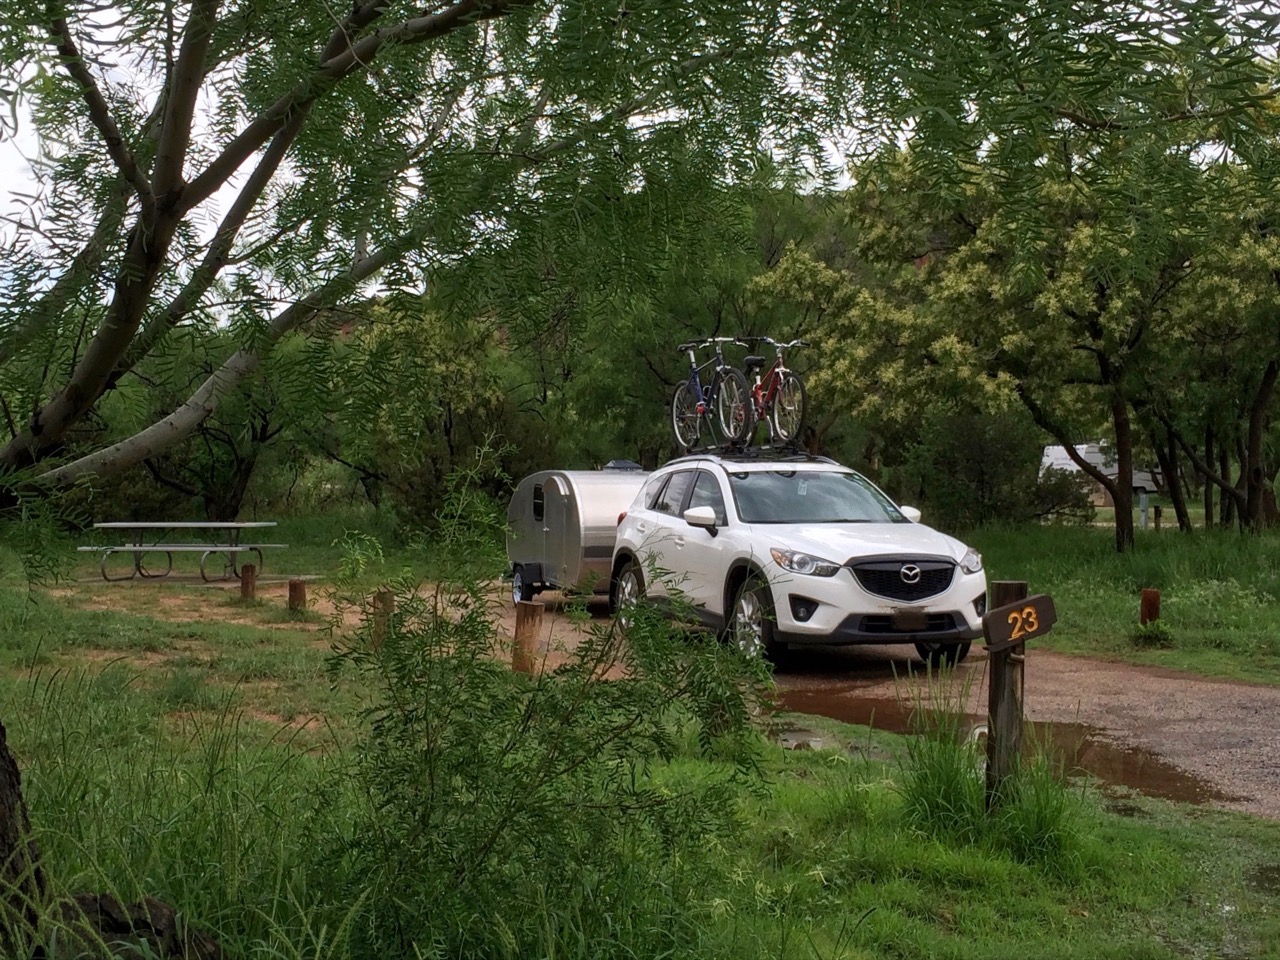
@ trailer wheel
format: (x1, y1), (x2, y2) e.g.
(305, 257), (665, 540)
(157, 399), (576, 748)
(511, 565), (533, 604)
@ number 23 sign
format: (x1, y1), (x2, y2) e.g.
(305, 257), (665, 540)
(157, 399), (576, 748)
(982, 594), (1057, 653)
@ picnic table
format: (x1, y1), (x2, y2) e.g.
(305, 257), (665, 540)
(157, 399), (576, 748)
(78, 521), (286, 582)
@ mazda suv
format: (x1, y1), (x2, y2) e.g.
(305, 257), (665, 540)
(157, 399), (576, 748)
(610, 453), (987, 664)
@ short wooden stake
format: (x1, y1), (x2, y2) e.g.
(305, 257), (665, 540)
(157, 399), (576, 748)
(1140, 588), (1161, 625)
(986, 580), (1028, 809)
(1153, 505), (1163, 533)
(287, 578), (307, 612)
(239, 563), (257, 601)
(512, 600), (544, 674)
(371, 589), (395, 649)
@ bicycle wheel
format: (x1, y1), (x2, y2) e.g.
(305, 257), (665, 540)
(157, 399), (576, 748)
(671, 379), (702, 450)
(769, 371), (807, 443)
(715, 368), (755, 444)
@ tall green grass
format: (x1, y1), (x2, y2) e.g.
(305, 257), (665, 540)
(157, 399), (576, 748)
(971, 525), (1280, 679)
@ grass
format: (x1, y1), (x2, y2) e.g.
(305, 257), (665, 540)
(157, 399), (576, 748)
(971, 525), (1280, 683)
(4, 512), (1278, 955)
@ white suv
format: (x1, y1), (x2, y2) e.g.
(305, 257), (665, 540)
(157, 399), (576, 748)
(610, 453), (987, 664)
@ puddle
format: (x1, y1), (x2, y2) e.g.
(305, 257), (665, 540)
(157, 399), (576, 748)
(1246, 863), (1280, 896)
(778, 688), (1237, 806)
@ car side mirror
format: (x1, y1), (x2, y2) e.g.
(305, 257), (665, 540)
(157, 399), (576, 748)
(684, 506), (719, 533)
(900, 505), (922, 523)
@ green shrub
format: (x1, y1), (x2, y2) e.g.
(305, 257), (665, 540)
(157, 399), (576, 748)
(1129, 620), (1175, 649)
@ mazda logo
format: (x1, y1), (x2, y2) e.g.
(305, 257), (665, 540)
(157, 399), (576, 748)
(899, 564), (922, 584)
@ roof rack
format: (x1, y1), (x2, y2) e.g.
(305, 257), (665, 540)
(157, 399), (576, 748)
(667, 443), (838, 466)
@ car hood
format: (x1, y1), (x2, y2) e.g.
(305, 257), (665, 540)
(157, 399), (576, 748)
(749, 521), (972, 564)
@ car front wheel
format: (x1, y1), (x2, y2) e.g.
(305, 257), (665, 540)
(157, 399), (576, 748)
(914, 641), (971, 667)
(728, 577), (781, 661)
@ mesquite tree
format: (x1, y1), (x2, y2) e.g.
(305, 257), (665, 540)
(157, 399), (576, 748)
(0, 1), (1274, 497)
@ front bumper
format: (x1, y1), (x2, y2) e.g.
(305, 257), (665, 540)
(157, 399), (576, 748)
(765, 563), (986, 647)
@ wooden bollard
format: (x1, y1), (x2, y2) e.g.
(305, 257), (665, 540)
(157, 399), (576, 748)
(1140, 588), (1161, 625)
(1153, 505), (1163, 533)
(287, 578), (307, 612)
(371, 589), (395, 649)
(512, 600), (543, 674)
(240, 563), (257, 601)
(986, 580), (1028, 809)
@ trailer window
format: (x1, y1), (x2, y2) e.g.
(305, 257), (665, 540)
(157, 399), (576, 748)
(533, 484), (544, 522)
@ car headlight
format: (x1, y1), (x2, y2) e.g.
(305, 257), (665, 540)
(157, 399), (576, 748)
(960, 548), (983, 574)
(770, 548), (841, 577)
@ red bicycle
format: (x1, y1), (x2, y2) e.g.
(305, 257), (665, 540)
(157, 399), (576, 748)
(738, 337), (808, 444)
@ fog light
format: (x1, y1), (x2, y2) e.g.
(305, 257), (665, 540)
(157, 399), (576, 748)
(973, 594), (987, 617)
(790, 595), (819, 622)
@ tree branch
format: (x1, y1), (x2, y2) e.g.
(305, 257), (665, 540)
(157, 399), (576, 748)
(183, 0), (535, 211)
(44, 15), (152, 201)
(152, 0), (221, 200)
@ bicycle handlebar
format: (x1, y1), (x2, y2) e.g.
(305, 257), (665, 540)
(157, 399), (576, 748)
(676, 336), (739, 352)
(736, 336), (809, 350)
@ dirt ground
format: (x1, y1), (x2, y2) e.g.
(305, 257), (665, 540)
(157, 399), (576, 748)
(58, 578), (1280, 820)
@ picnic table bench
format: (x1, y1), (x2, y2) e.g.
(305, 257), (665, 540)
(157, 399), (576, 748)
(78, 522), (286, 582)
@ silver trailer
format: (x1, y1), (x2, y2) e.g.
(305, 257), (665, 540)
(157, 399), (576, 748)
(507, 466), (648, 602)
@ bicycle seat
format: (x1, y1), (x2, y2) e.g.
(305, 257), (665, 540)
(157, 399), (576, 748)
(743, 355), (766, 370)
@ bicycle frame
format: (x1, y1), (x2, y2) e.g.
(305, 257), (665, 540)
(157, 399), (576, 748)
(681, 338), (736, 411)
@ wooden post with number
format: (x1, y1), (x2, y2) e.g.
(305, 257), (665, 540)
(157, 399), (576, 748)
(512, 600), (543, 674)
(986, 580), (1028, 808)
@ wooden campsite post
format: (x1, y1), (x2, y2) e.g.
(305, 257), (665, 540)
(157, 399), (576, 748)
(512, 600), (544, 674)
(288, 578), (307, 612)
(1140, 588), (1161, 625)
(986, 580), (1027, 808)
(982, 583), (1058, 810)
(371, 589), (395, 649)
(239, 563), (257, 601)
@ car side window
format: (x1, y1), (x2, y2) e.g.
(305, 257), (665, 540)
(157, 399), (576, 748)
(640, 474), (668, 510)
(687, 471), (728, 526)
(653, 471), (695, 516)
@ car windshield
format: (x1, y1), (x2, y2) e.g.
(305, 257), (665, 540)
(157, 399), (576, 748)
(728, 470), (907, 524)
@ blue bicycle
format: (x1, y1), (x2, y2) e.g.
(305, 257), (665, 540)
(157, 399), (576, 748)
(670, 338), (754, 450)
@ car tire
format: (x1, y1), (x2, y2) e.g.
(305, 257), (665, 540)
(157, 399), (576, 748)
(612, 558), (645, 626)
(727, 576), (783, 662)
(914, 641), (971, 667)
(512, 565), (533, 604)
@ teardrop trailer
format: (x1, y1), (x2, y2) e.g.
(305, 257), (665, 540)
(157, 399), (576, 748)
(506, 464), (649, 603)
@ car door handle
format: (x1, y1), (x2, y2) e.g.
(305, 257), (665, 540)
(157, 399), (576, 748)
(636, 522), (648, 534)
(673, 536), (685, 548)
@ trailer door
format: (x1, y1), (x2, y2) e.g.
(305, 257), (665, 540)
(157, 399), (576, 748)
(545, 476), (575, 588)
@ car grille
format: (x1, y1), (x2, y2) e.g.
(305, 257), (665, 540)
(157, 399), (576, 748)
(850, 558), (955, 602)
(860, 613), (956, 634)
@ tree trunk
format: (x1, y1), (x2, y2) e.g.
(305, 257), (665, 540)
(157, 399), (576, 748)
(1153, 426), (1192, 533)
(1244, 359), (1278, 531)
(0, 719), (47, 955)
(1221, 445), (1236, 528)
(1203, 425), (1214, 530)
(202, 452), (258, 522)
(1111, 394), (1135, 552)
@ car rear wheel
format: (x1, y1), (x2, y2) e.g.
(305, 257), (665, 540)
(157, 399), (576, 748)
(914, 641), (971, 667)
(728, 576), (781, 661)
(612, 559), (645, 627)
